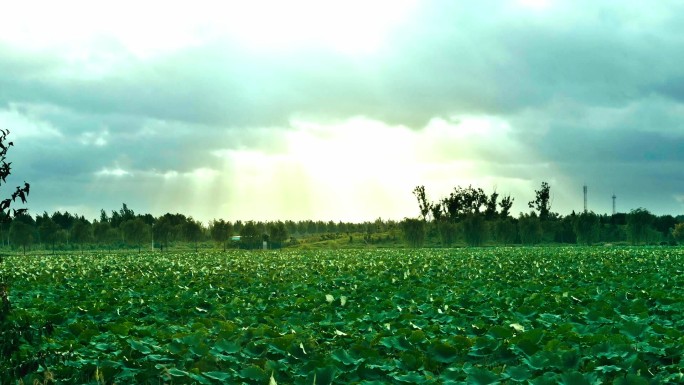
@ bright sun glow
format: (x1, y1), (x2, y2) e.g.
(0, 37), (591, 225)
(517, 0), (551, 9)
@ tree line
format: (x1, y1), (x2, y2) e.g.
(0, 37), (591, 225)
(402, 183), (684, 247)
(1, 204), (408, 253)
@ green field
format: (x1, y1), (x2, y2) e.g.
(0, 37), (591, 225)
(2, 247), (684, 384)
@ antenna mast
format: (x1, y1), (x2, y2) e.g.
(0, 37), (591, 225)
(612, 194), (616, 215)
(583, 184), (587, 213)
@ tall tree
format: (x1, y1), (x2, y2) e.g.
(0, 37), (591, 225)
(9, 218), (34, 255)
(436, 220), (457, 247)
(493, 218), (517, 245)
(484, 190), (499, 220)
(401, 218), (425, 248)
(71, 219), (93, 254)
(111, 203), (135, 229)
(413, 185), (432, 221)
(51, 211), (76, 234)
(573, 211), (600, 245)
(462, 214), (486, 246)
(498, 195), (514, 219)
(93, 220), (113, 249)
(121, 218), (151, 253)
(209, 219), (232, 251)
(153, 215), (174, 251)
(430, 203), (443, 222)
(38, 216), (60, 254)
(528, 182), (551, 221)
(627, 208), (655, 245)
(518, 212), (542, 245)
(653, 215), (677, 240)
(240, 221), (261, 250)
(184, 218), (203, 252)
(268, 221), (288, 249)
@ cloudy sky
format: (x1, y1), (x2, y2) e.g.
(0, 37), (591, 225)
(1, 0), (683, 223)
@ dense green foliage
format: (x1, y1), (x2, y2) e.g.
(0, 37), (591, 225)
(2, 247), (684, 384)
(400, 219), (425, 248)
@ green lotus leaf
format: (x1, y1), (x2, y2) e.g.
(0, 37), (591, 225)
(214, 339), (240, 354)
(306, 366), (337, 385)
(392, 372), (427, 383)
(428, 341), (460, 363)
(203, 371), (232, 381)
(240, 366), (267, 381)
(613, 374), (649, 385)
(559, 371), (591, 385)
(331, 349), (364, 366)
(129, 339), (152, 355)
(504, 366), (531, 382)
(166, 368), (189, 377)
(465, 367), (500, 385)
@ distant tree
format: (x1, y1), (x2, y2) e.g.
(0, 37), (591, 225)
(38, 216), (60, 254)
(121, 218), (151, 253)
(528, 182), (551, 220)
(430, 202), (443, 222)
(99, 209), (109, 224)
(152, 213), (180, 251)
(106, 227), (121, 248)
(556, 214), (577, 244)
(436, 220), (457, 247)
(56, 229), (69, 247)
(653, 215), (678, 240)
(673, 223), (684, 245)
(285, 220), (298, 236)
(574, 211), (600, 245)
(93, 220), (113, 249)
(364, 222), (375, 244)
(518, 212), (542, 245)
(51, 211), (76, 233)
(401, 218), (425, 248)
(71, 219), (93, 253)
(240, 221), (261, 250)
(493, 218), (517, 245)
(138, 213), (155, 226)
(111, 203), (135, 228)
(498, 195), (514, 219)
(233, 220), (244, 235)
(9, 219), (34, 255)
(184, 219), (203, 252)
(627, 208), (655, 245)
(484, 191), (499, 220)
(462, 214), (486, 247)
(209, 219), (232, 251)
(413, 185), (432, 221)
(268, 221), (288, 249)
(336, 221), (347, 234)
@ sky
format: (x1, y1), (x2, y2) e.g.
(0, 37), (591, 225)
(1, 0), (683, 223)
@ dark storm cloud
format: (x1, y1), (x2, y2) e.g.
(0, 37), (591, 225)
(543, 128), (684, 164)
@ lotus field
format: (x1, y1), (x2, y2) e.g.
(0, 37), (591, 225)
(2, 247), (684, 384)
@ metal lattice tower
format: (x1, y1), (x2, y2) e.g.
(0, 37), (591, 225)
(612, 194), (616, 215)
(583, 184), (588, 213)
